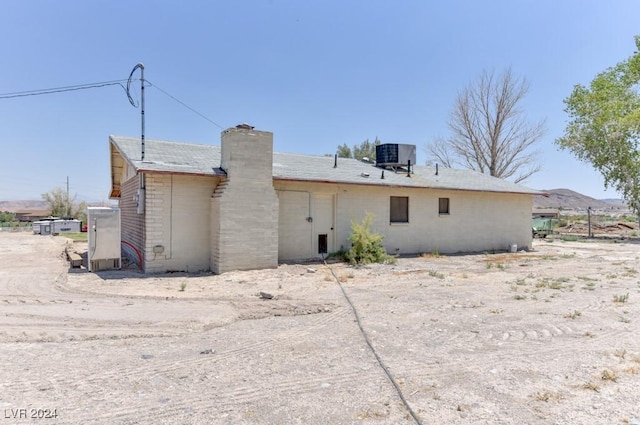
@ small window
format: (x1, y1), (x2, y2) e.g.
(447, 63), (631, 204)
(439, 198), (450, 215)
(390, 196), (409, 223)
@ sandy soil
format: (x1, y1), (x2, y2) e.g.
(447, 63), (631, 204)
(1, 232), (639, 424)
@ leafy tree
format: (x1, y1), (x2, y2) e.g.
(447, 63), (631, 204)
(425, 68), (545, 183)
(337, 143), (352, 158)
(41, 187), (87, 221)
(0, 211), (15, 223)
(556, 36), (640, 214)
(337, 138), (381, 161)
(353, 138), (379, 161)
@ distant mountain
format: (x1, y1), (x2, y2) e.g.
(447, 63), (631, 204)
(534, 189), (628, 211)
(0, 199), (114, 213)
(0, 200), (49, 212)
(2, 190), (627, 214)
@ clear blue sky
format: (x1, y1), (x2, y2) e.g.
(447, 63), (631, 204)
(1, 0), (638, 201)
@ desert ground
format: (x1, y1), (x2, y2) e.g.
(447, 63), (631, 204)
(1, 232), (639, 425)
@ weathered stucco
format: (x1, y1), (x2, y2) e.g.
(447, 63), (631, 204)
(274, 180), (532, 258)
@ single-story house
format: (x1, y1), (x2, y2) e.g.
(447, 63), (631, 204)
(108, 125), (542, 274)
(532, 208), (560, 219)
(15, 210), (52, 222)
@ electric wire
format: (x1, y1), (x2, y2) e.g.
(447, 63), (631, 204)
(0, 76), (224, 130)
(322, 256), (424, 425)
(0, 80), (128, 99)
(145, 80), (224, 129)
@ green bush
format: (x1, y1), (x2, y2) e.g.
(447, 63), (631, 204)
(345, 213), (395, 265)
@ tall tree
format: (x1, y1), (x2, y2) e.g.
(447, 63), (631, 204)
(0, 211), (15, 223)
(337, 143), (352, 158)
(41, 187), (86, 220)
(425, 68), (545, 183)
(352, 138), (379, 161)
(337, 138), (381, 161)
(556, 36), (640, 214)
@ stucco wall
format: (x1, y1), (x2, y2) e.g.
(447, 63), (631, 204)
(143, 173), (217, 273)
(274, 180), (533, 257)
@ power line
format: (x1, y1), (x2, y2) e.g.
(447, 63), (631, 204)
(0, 76), (225, 130)
(145, 80), (224, 129)
(0, 79), (129, 99)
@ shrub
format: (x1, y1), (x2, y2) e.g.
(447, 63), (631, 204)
(345, 213), (395, 265)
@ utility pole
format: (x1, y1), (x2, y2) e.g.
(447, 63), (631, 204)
(127, 63), (145, 161)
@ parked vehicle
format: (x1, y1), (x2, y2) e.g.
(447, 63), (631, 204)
(532, 217), (554, 238)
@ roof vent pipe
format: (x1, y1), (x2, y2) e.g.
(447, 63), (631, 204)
(406, 159), (411, 177)
(436, 163), (439, 176)
(334, 154), (337, 168)
(381, 170), (385, 179)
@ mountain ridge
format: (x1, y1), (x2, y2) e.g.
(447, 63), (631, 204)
(534, 188), (627, 211)
(1, 189), (628, 213)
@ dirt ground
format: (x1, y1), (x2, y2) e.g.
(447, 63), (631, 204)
(1, 232), (640, 425)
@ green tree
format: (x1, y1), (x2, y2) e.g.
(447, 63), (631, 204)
(41, 187), (87, 220)
(336, 138), (381, 161)
(556, 36), (640, 214)
(0, 211), (16, 223)
(425, 68), (545, 183)
(337, 143), (352, 158)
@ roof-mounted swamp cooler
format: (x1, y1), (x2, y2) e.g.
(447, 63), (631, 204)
(375, 144), (417, 171)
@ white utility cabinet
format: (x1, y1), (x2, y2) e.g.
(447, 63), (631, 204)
(87, 207), (121, 272)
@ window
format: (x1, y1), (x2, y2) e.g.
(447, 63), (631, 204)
(439, 198), (450, 215)
(390, 196), (409, 223)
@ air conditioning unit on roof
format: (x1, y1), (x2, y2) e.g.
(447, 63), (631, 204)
(375, 144), (417, 168)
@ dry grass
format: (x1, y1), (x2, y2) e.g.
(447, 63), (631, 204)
(582, 382), (600, 392)
(601, 369), (619, 382)
(534, 390), (561, 402)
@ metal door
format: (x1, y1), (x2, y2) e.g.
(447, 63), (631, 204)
(277, 191), (312, 260)
(312, 193), (335, 256)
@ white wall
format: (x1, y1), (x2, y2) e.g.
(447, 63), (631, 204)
(274, 180), (532, 258)
(144, 174), (217, 273)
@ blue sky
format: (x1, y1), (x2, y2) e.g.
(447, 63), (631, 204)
(1, 0), (638, 201)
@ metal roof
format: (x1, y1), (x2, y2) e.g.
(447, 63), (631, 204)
(109, 135), (542, 196)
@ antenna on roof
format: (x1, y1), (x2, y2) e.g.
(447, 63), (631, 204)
(127, 63), (145, 161)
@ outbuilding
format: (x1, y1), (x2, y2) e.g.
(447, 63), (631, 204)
(109, 125), (541, 274)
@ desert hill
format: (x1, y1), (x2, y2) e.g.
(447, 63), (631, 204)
(2, 189), (628, 213)
(0, 200), (49, 212)
(534, 188), (627, 211)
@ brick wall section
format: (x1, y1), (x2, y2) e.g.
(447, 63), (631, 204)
(120, 176), (144, 266)
(211, 128), (279, 273)
(144, 173), (217, 273)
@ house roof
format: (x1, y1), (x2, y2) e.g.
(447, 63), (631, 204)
(109, 135), (543, 197)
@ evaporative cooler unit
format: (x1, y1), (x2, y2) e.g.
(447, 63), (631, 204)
(375, 143), (417, 168)
(87, 207), (121, 272)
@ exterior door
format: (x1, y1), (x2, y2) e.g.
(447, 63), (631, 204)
(277, 191), (312, 260)
(312, 193), (335, 256)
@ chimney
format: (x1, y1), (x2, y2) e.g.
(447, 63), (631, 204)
(212, 125), (279, 274)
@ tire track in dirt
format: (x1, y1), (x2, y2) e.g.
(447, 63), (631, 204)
(0, 306), (353, 396)
(386, 324), (634, 386)
(69, 368), (388, 424)
(8, 306), (368, 424)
